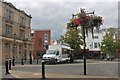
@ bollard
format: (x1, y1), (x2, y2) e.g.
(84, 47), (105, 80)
(84, 58), (86, 75)
(5, 60), (10, 74)
(30, 57), (32, 64)
(21, 59), (24, 65)
(12, 58), (15, 66)
(9, 59), (12, 70)
(41, 60), (46, 79)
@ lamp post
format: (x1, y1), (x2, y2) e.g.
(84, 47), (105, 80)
(4, 43), (10, 74)
(12, 33), (16, 66)
(66, 8), (103, 75)
(72, 9), (94, 75)
(83, 10), (94, 75)
(21, 50), (24, 65)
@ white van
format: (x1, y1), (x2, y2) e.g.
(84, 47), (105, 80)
(42, 44), (73, 64)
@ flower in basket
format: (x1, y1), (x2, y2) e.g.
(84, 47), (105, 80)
(89, 15), (103, 37)
(73, 18), (81, 26)
(80, 16), (91, 26)
(66, 18), (80, 29)
(91, 15), (103, 27)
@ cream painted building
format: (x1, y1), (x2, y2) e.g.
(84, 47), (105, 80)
(0, 1), (33, 62)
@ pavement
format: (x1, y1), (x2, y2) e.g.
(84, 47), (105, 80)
(7, 69), (117, 78)
(1, 59), (119, 79)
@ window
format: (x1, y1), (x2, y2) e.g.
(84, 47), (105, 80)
(6, 9), (14, 21)
(44, 34), (48, 48)
(93, 36), (98, 39)
(19, 29), (25, 39)
(39, 38), (42, 46)
(5, 24), (13, 36)
(44, 34), (48, 41)
(94, 43), (98, 48)
(90, 43), (93, 48)
(19, 16), (26, 27)
(44, 43), (48, 49)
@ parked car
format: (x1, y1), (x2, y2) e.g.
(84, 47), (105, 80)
(106, 55), (115, 61)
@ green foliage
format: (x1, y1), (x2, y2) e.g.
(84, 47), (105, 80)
(100, 28), (116, 56)
(61, 28), (83, 53)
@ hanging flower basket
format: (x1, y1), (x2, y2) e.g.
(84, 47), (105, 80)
(66, 8), (103, 37)
(91, 16), (103, 27)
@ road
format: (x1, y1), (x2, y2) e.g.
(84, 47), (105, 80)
(2, 60), (118, 78)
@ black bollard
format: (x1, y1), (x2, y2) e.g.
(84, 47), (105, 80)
(5, 60), (10, 74)
(84, 58), (86, 75)
(41, 60), (46, 79)
(21, 59), (24, 65)
(30, 58), (32, 64)
(12, 58), (15, 66)
(9, 59), (12, 70)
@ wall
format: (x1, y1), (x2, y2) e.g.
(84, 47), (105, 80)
(34, 30), (51, 57)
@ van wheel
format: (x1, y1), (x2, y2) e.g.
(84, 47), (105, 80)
(54, 59), (57, 64)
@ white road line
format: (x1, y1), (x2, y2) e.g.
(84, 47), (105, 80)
(11, 74), (20, 78)
(9, 70), (20, 78)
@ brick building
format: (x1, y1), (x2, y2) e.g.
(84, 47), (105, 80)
(32, 30), (51, 59)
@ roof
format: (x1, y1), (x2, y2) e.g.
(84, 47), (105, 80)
(2, 1), (32, 18)
(33, 29), (51, 32)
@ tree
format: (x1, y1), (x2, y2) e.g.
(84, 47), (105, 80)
(61, 28), (83, 54)
(100, 28), (116, 56)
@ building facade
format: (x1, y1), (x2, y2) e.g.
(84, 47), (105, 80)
(85, 29), (107, 58)
(33, 30), (51, 59)
(0, 2), (33, 62)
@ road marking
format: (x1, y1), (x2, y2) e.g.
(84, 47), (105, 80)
(11, 74), (20, 78)
(10, 70), (20, 78)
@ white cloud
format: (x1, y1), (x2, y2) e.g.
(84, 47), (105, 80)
(4, 0), (119, 2)
(4, 0), (118, 39)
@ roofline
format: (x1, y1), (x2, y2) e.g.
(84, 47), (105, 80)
(2, 1), (32, 18)
(32, 29), (51, 31)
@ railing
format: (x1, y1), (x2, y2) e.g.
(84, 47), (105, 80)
(5, 18), (14, 24)
(2, 32), (13, 38)
(2, 33), (32, 43)
(19, 24), (25, 29)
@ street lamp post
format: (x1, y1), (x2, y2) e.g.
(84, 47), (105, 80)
(66, 8), (103, 75)
(12, 33), (16, 66)
(21, 53), (24, 65)
(82, 11), (94, 75)
(82, 25), (87, 75)
(72, 9), (94, 75)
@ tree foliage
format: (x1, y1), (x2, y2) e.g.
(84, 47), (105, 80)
(100, 28), (116, 56)
(61, 28), (83, 53)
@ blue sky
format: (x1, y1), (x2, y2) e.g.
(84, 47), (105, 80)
(4, 0), (119, 40)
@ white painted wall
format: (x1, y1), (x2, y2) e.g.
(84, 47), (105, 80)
(86, 28), (107, 51)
